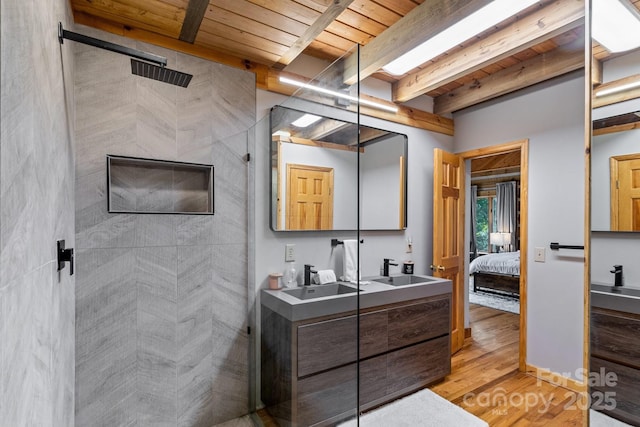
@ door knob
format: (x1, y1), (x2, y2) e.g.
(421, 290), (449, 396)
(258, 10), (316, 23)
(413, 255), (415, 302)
(430, 264), (445, 272)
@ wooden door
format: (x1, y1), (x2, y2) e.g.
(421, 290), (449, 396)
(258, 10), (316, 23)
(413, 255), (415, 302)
(432, 149), (465, 354)
(611, 154), (640, 231)
(286, 164), (334, 230)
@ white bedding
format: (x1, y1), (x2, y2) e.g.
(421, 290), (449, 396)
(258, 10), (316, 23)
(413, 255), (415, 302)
(469, 251), (520, 276)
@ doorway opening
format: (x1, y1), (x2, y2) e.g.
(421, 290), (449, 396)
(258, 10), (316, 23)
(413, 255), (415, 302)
(459, 139), (529, 372)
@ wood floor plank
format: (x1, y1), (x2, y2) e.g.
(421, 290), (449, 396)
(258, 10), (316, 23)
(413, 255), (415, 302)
(430, 304), (584, 426)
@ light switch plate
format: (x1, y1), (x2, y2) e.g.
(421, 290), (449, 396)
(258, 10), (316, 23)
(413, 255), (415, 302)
(285, 244), (296, 262)
(534, 247), (545, 262)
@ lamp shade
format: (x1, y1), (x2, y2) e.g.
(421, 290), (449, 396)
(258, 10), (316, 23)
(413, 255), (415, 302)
(490, 232), (511, 246)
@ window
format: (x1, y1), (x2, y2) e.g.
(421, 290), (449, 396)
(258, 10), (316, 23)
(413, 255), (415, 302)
(475, 196), (497, 253)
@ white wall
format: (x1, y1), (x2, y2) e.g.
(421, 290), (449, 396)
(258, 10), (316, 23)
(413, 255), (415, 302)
(591, 233), (640, 287)
(361, 135), (405, 230)
(454, 72), (586, 380)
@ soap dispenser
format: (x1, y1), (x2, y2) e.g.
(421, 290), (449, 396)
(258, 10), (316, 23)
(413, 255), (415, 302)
(283, 261), (298, 288)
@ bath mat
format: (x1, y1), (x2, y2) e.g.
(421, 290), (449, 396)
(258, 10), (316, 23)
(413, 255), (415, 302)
(590, 409), (633, 426)
(337, 389), (488, 427)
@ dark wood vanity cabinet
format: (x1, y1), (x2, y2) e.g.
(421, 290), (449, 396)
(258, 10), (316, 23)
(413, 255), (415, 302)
(590, 307), (640, 425)
(261, 294), (451, 427)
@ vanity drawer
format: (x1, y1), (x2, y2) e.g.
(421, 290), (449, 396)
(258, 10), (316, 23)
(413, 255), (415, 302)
(297, 310), (386, 377)
(297, 363), (357, 426)
(387, 335), (450, 395)
(387, 296), (450, 350)
(591, 308), (640, 369)
(297, 296), (450, 377)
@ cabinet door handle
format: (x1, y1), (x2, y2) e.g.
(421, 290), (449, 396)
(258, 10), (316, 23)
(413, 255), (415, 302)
(430, 264), (445, 272)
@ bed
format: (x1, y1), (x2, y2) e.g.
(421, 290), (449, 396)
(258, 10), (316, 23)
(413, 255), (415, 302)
(469, 251), (520, 297)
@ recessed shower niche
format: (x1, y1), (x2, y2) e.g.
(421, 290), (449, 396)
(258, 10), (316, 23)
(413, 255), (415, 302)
(107, 155), (214, 214)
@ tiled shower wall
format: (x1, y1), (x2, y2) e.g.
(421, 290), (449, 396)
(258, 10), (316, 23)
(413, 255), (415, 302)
(0, 0), (76, 425)
(73, 26), (255, 426)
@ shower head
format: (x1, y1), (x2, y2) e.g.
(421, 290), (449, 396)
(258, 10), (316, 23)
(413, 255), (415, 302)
(130, 59), (192, 88)
(58, 22), (192, 88)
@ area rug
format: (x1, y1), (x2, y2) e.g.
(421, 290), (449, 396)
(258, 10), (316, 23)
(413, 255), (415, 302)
(337, 389), (488, 427)
(469, 278), (519, 314)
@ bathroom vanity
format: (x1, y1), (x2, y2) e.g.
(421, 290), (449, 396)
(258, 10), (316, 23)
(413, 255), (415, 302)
(590, 283), (640, 425)
(260, 276), (452, 427)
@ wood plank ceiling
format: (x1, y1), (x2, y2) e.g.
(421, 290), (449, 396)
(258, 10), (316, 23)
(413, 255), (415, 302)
(69, 0), (640, 131)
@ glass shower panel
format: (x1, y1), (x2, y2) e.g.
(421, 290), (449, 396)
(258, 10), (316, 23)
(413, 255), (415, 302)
(253, 44), (361, 426)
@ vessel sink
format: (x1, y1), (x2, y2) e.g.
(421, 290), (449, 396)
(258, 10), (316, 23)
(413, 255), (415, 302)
(282, 283), (361, 300)
(372, 275), (437, 287)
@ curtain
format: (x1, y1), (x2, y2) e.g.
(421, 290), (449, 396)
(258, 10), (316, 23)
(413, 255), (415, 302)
(496, 181), (517, 251)
(470, 185), (478, 259)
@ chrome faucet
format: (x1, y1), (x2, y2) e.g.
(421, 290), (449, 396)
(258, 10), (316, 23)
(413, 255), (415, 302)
(610, 265), (624, 287)
(383, 258), (398, 276)
(304, 264), (317, 286)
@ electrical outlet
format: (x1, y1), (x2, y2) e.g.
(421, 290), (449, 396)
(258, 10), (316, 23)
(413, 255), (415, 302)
(285, 244), (296, 262)
(534, 247), (545, 262)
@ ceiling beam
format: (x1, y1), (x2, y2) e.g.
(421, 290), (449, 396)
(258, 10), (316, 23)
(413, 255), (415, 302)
(471, 151), (521, 173)
(273, 0), (354, 70)
(593, 122), (640, 136)
(434, 46), (584, 114)
(179, 0), (209, 43)
(592, 74), (640, 108)
(341, 0), (492, 85)
(393, 0), (585, 103)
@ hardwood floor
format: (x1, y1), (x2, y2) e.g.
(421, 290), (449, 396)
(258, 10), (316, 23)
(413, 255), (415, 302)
(257, 304), (586, 426)
(430, 304), (585, 426)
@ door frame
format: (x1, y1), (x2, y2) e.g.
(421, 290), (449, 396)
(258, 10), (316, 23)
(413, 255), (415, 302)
(457, 138), (529, 371)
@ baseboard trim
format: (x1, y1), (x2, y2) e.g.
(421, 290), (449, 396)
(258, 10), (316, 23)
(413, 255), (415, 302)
(464, 327), (472, 338)
(525, 364), (587, 393)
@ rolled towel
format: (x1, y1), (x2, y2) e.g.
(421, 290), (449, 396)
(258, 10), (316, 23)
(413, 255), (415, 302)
(314, 269), (337, 285)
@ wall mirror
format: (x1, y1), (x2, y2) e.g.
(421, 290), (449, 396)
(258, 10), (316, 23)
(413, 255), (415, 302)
(591, 2), (640, 232)
(269, 105), (407, 231)
(592, 109), (640, 231)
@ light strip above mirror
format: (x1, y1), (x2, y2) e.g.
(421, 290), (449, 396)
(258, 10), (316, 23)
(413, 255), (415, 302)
(279, 76), (399, 113)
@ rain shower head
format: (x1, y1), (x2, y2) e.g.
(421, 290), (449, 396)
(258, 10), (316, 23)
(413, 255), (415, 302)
(130, 59), (192, 88)
(58, 22), (192, 88)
